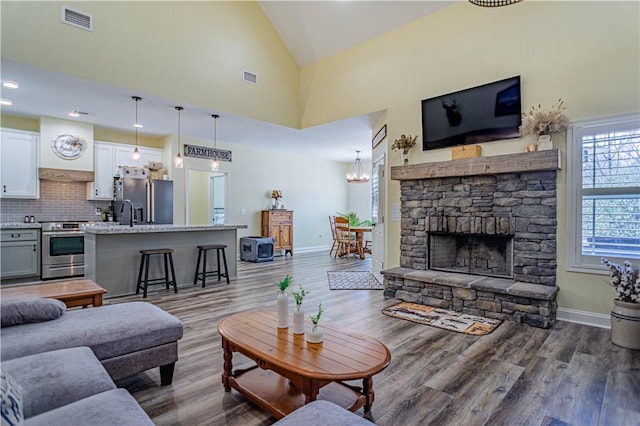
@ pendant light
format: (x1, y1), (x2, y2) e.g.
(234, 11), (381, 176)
(174, 106), (184, 169)
(346, 150), (370, 183)
(132, 96), (142, 162)
(211, 114), (220, 171)
(468, 0), (521, 6)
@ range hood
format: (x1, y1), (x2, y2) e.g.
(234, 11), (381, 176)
(39, 168), (94, 182)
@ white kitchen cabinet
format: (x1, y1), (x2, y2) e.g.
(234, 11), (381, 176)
(88, 142), (164, 200)
(1, 130), (39, 199)
(87, 142), (115, 200)
(0, 230), (40, 279)
(114, 145), (164, 170)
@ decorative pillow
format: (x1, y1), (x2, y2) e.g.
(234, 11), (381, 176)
(1, 368), (23, 426)
(0, 297), (66, 328)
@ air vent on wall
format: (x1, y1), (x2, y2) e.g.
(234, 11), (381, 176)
(62, 6), (93, 31)
(243, 70), (258, 85)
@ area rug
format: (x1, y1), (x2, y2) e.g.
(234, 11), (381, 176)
(382, 302), (502, 335)
(327, 271), (384, 290)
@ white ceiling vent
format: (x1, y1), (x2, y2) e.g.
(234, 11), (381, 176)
(62, 6), (93, 32)
(242, 70), (258, 85)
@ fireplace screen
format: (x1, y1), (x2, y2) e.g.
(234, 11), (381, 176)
(429, 233), (513, 279)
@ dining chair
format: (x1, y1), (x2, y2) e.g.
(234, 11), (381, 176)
(334, 216), (360, 258)
(328, 215), (338, 256)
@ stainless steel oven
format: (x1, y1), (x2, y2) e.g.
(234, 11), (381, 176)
(41, 221), (85, 280)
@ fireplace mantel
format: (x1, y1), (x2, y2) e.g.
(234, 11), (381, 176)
(390, 149), (561, 181)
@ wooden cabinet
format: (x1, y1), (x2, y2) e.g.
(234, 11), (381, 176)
(261, 210), (293, 256)
(1, 130), (39, 199)
(0, 230), (40, 279)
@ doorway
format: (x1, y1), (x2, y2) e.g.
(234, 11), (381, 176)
(371, 153), (385, 282)
(186, 168), (227, 225)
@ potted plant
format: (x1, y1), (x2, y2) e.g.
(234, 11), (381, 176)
(291, 285), (309, 334)
(276, 275), (291, 329)
(336, 211), (372, 227)
(391, 134), (417, 164)
(306, 303), (324, 343)
(520, 98), (569, 150)
(601, 258), (640, 349)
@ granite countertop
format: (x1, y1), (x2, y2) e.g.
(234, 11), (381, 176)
(1, 223), (43, 230)
(82, 223), (248, 234)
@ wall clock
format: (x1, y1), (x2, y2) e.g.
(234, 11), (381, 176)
(51, 134), (87, 159)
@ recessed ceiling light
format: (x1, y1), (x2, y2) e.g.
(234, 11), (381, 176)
(68, 111), (81, 117)
(2, 81), (19, 89)
(0, 99), (13, 106)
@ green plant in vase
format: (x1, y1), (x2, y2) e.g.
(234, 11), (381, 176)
(276, 275), (291, 329)
(307, 302), (324, 341)
(291, 285), (308, 334)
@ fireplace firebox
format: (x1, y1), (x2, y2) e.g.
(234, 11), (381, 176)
(429, 233), (513, 279)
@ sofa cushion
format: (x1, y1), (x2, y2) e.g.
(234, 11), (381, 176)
(24, 389), (154, 426)
(1, 347), (116, 418)
(273, 400), (372, 425)
(1, 368), (23, 426)
(0, 302), (183, 362)
(0, 297), (66, 327)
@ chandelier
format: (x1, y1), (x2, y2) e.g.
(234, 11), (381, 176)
(468, 0), (521, 7)
(346, 150), (369, 184)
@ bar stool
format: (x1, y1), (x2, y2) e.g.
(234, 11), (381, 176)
(136, 248), (178, 298)
(193, 244), (229, 287)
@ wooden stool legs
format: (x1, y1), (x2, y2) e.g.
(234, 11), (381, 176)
(136, 249), (177, 298)
(193, 244), (230, 288)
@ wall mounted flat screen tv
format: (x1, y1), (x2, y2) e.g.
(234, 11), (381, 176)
(422, 76), (522, 151)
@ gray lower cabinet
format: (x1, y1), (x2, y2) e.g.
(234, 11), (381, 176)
(1, 230), (40, 279)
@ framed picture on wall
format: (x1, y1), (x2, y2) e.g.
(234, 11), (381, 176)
(372, 124), (387, 149)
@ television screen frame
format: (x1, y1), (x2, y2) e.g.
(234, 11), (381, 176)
(421, 76), (522, 151)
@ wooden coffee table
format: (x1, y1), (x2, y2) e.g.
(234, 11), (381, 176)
(218, 310), (391, 419)
(1, 279), (107, 308)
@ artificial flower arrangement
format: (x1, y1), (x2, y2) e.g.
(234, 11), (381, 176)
(271, 189), (283, 200)
(391, 134), (418, 153)
(601, 258), (640, 303)
(520, 98), (570, 137)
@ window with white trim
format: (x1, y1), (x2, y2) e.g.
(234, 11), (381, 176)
(567, 113), (640, 272)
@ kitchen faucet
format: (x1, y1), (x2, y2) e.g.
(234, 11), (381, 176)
(121, 199), (134, 227)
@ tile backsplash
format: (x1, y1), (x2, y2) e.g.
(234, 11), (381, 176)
(1, 181), (111, 223)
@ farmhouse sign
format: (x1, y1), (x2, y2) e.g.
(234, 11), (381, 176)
(184, 144), (232, 162)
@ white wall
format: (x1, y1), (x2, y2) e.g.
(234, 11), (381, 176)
(168, 133), (350, 251)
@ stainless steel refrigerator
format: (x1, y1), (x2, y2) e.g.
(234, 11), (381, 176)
(113, 178), (173, 225)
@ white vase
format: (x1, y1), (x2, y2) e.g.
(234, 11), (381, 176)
(277, 290), (289, 328)
(305, 325), (323, 343)
(610, 299), (640, 349)
(293, 308), (305, 334)
(537, 134), (552, 151)
(401, 150), (409, 164)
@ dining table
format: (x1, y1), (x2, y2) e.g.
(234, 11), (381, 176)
(350, 226), (372, 259)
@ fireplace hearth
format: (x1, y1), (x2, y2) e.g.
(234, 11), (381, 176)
(382, 150), (562, 328)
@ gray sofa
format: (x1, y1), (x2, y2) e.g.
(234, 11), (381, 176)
(2, 346), (154, 425)
(1, 299), (184, 385)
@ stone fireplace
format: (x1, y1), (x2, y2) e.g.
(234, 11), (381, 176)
(381, 150), (561, 328)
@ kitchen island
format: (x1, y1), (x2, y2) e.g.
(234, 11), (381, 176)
(83, 224), (248, 297)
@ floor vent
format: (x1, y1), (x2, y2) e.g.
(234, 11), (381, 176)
(243, 70), (258, 85)
(62, 6), (93, 31)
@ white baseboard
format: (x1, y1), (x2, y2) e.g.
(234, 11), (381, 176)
(557, 307), (610, 329)
(291, 245), (331, 254)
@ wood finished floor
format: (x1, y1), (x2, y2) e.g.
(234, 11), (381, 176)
(109, 252), (640, 426)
